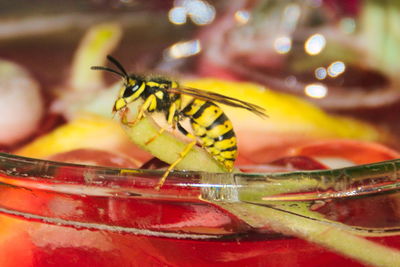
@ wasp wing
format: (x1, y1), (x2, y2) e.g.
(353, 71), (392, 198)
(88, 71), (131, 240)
(167, 86), (267, 118)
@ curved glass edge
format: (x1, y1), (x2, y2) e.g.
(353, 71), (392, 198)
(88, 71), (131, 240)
(0, 152), (399, 202)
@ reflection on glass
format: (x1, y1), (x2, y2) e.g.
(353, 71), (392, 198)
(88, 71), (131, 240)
(304, 33), (326, 55)
(340, 17), (356, 34)
(169, 0), (215, 26)
(165, 39), (202, 59)
(308, 0), (322, 8)
(234, 10), (250, 25)
(283, 3), (301, 32)
(169, 7), (187, 25)
(327, 61), (346, 77)
(304, 83), (328, 98)
(274, 36), (292, 54)
(285, 75), (297, 87)
(315, 67), (327, 80)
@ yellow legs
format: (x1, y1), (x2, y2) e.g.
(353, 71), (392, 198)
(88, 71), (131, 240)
(153, 122), (196, 190)
(155, 138), (196, 190)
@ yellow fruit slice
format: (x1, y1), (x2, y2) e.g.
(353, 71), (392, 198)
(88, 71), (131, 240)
(183, 79), (385, 156)
(15, 114), (150, 164)
(184, 79), (381, 140)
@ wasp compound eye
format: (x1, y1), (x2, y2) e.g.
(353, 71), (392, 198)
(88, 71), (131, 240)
(123, 82), (141, 98)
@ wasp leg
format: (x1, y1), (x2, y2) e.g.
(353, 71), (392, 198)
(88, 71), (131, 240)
(119, 107), (130, 125)
(121, 95), (156, 127)
(155, 122), (196, 190)
(145, 127), (167, 145)
(145, 102), (178, 145)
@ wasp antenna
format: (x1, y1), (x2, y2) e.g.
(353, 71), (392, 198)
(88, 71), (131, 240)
(90, 66), (126, 78)
(106, 55), (129, 78)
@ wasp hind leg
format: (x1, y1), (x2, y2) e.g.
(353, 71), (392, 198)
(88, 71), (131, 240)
(155, 122), (197, 190)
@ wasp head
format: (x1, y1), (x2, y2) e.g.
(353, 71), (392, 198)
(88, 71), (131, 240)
(113, 79), (145, 112)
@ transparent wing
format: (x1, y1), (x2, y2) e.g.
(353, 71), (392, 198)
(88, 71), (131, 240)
(166, 86), (267, 118)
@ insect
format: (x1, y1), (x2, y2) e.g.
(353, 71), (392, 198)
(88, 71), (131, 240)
(91, 55), (266, 189)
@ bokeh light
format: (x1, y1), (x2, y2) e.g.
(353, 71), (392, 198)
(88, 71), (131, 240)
(340, 18), (356, 34)
(315, 67), (327, 80)
(328, 61), (346, 77)
(169, 0), (215, 26)
(274, 36), (292, 54)
(166, 39), (202, 59)
(168, 7), (187, 25)
(305, 33), (326, 55)
(283, 4), (301, 31)
(234, 10), (250, 25)
(304, 83), (328, 98)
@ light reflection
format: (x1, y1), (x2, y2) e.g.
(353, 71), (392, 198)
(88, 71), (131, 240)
(304, 33), (326, 55)
(327, 61), (346, 77)
(340, 18), (356, 34)
(285, 76), (297, 87)
(304, 83), (328, 99)
(168, 7), (187, 25)
(307, 0), (322, 8)
(283, 4), (301, 31)
(274, 36), (292, 54)
(234, 10), (250, 25)
(169, 0), (215, 26)
(166, 39), (202, 59)
(315, 67), (327, 80)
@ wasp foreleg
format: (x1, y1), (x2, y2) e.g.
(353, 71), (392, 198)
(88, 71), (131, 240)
(121, 95), (156, 127)
(119, 107), (134, 126)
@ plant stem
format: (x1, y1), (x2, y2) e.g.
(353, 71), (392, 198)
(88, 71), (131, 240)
(216, 202), (400, 267)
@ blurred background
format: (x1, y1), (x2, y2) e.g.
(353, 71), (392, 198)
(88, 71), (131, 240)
(1, 0), (400, 147)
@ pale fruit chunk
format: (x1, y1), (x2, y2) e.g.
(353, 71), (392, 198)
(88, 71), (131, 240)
(0, 59), (43, 145)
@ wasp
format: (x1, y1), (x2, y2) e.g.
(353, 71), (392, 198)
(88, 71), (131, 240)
(91, 56), (266, 189)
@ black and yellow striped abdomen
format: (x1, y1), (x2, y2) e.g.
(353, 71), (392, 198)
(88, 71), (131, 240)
(182, 99), (237, 171)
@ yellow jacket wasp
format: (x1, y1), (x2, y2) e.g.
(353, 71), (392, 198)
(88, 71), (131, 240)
(91, 55), (266, 189)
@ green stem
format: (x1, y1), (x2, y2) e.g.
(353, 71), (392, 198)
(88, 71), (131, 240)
(216, 202), (400, 267)
(118, 101), (226, 173)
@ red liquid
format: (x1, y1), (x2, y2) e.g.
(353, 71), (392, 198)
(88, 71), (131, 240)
(0, 173), (399, 267)
(0, 214), (380, 267)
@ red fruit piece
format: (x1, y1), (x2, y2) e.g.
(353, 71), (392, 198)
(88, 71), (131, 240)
(291, 140), (400, 165)
(271, 156), (328, 170)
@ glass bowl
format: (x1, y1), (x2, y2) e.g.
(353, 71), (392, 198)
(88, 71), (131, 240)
(0, 153), (400, 266)
(1, 1), (400, 266)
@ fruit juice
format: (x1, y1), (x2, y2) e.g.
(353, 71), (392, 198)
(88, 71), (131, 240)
(1, 1), (400, 266)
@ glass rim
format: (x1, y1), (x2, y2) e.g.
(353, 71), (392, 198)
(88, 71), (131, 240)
(0, 152), (399, 203)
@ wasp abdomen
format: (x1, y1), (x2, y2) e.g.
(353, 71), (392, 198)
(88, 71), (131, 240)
(183, 99), (238, 171)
